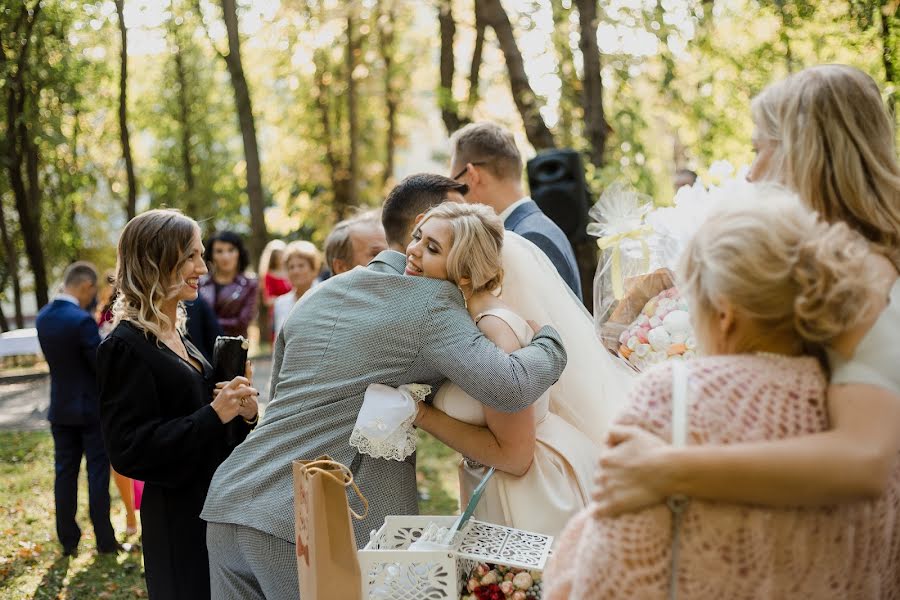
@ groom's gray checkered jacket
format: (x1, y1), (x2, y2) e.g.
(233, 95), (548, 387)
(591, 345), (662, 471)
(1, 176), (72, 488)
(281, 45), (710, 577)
(201, 250), (567, 549)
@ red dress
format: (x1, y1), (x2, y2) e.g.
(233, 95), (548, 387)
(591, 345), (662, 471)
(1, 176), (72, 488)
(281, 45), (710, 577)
(263, 273), (291, 342)
(264, 272), (291, 302)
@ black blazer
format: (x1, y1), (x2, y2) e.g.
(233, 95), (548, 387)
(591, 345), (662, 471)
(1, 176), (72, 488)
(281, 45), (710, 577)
(36, 299), (102, 425)
(97, 320), (252, 488)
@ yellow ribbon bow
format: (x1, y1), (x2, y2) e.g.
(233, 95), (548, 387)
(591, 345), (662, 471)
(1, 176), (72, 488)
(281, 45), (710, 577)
(596, 225), (653, 299)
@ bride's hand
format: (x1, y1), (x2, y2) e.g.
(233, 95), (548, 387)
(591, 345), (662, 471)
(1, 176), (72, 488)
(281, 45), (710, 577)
(592, 425), (669, 517)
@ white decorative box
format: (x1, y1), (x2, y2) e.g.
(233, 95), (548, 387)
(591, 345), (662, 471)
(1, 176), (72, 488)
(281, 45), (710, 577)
(358, 515), (553, 600)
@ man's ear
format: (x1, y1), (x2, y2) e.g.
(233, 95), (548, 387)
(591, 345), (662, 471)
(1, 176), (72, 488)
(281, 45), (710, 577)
(413, 213), (426, 225)
(331, 258), (349, 275)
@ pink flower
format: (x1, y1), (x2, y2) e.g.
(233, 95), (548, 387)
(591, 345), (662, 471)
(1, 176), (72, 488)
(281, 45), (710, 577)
(512, 591), (526, 600)
(475, 564), (490, 577)
(500, 581), (514, 595)
(468, 578), (479, 592)
(512, 571), (532, 590)
(504, 572), (515, 582)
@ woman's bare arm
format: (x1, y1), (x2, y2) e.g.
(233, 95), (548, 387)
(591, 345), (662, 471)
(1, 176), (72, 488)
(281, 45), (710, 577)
(595, 383), (900, 515)
(414, 314), (537, 476)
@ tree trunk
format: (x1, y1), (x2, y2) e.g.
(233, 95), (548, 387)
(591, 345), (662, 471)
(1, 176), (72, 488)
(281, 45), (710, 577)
(2, 3), (49, 309)
(0, 202), (24, 329)
(220, 0), (268, 265)
(879, 0), (898, 118)
(437, 0), (470, 134)
(115, 0), (137, 221)
(576, 0), (608, 168)
(378, 0), (398, 189)
(173, 39), (196, 198)
(346, 11), (360, 212)
(477, 0), (556, 150)
(551, 0), (579, 148)
(466, 7), (486, 113)
(314, 50), (350, 222)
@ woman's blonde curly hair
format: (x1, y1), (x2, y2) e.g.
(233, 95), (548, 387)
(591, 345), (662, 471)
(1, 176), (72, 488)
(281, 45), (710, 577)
(112, 209), (198, 339)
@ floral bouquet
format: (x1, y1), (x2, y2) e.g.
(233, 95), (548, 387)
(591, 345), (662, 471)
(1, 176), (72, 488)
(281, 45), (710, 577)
(590, 163), (752, 370)
(462, 563), (543, 600)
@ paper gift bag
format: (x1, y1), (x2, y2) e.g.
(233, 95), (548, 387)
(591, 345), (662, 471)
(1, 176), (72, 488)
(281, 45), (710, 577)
(293, 457), (368, 600)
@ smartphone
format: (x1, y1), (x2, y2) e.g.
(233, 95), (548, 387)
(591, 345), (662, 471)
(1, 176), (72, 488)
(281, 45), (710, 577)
(212, 336), (249, 383)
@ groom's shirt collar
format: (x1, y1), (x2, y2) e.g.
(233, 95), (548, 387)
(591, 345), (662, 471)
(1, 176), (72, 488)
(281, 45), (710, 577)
(368, 250), (407, 275)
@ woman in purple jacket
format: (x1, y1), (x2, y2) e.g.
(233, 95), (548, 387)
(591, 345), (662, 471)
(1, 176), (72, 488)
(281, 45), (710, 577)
(199, 231), (258, 338)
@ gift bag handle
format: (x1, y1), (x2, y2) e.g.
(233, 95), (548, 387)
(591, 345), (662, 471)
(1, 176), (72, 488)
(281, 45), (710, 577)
(303, 460), (370, 521)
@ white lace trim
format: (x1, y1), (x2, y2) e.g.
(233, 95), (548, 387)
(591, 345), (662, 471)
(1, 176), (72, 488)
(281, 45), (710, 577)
(349, 383), (431, 462)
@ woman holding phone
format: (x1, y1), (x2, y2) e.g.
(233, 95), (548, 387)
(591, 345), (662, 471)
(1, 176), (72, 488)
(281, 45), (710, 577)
(98, 209), (259, 600)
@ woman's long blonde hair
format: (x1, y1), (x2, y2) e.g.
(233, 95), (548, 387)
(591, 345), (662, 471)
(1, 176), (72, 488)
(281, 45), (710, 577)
(415, 202), (504, 293)
(751, 64), (900, 267)
(678, 186), (875, 352)
(112, 209), (198, 339)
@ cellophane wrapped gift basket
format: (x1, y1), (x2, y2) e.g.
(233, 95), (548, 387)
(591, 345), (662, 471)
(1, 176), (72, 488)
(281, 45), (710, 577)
(591, 164), (753, 371)
(358, 470), (552, 600)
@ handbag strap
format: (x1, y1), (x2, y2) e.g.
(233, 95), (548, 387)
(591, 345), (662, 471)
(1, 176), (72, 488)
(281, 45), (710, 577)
(667, 361), (690, 600)
(303, 460), (370, 521)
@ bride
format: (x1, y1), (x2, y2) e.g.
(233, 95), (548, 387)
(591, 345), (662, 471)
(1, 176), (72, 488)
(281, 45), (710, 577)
(403, 202), (633, 536)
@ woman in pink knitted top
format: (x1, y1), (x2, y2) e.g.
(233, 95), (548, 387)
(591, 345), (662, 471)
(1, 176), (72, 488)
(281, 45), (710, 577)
(545, 189), (900, 599)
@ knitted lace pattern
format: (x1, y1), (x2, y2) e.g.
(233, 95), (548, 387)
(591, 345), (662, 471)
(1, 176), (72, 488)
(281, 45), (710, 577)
(545, 354), (900, 600)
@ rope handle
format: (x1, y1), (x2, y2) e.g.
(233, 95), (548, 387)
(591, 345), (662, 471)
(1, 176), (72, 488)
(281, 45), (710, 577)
(303, 460), (370, 521)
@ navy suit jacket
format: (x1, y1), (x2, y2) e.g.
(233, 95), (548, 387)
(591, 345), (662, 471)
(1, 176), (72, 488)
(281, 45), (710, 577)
(36, 299), (102, 425)
(505, 199), (582, 297)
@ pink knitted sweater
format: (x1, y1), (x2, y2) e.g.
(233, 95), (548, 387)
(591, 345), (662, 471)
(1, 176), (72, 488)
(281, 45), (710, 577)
(545, 354), (900, 600)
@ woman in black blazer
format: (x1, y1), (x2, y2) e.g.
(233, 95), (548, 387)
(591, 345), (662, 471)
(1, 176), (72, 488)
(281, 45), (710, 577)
(98, 209), (259, 600)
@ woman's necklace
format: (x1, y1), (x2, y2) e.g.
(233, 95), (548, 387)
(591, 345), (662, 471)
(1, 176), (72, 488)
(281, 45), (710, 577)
(161, 329), (188, 362)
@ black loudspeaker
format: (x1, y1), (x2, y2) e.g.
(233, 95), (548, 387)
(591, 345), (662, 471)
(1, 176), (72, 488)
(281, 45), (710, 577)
(527, 149), (591, 243)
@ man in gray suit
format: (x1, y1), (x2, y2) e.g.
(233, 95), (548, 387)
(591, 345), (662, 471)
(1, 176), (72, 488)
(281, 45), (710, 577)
(202, 173), (567, 599)
(449, 121), (582, 297)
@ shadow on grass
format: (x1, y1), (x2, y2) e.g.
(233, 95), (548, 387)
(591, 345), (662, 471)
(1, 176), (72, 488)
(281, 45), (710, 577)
(45, 551), (145, 600)
(29, 554), (70, 600)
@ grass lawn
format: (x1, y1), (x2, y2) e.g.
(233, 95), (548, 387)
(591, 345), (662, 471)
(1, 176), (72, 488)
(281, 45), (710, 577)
(0, 429), (459, 598)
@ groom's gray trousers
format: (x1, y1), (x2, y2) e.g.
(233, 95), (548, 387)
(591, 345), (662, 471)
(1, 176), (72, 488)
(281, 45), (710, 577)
(207, 522), (299, 600)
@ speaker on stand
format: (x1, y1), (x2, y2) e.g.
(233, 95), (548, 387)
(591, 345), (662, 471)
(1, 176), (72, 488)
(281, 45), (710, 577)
(527, 149), (598, 312)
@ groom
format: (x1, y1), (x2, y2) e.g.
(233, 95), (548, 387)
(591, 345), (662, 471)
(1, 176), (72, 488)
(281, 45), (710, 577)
(202, 173), (567, 600)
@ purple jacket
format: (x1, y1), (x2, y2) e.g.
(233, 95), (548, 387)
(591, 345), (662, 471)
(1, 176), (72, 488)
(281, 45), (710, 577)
(198, 273), (258, 338)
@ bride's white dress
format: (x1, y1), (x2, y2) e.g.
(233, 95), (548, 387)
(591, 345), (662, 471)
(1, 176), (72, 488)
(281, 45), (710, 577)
(433, 232), (636, 536)
(433, 306), (599, 536)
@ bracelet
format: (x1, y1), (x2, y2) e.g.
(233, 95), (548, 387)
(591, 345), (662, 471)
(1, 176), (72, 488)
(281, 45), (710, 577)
(242, 413), (259, 426)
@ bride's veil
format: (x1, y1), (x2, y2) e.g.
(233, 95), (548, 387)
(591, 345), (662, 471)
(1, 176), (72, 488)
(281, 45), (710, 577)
(499, 232), (634, 445)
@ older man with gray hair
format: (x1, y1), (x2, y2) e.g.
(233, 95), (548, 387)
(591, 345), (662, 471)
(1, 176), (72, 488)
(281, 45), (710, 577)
(324, 210), (388, 275)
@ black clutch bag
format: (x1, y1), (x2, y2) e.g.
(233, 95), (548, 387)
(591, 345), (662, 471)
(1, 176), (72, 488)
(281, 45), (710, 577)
(212, 336), (249, 383)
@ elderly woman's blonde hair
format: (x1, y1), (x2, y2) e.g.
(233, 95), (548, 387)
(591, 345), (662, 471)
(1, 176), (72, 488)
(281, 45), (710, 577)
(112, 209), (198, 338)
(284, 240), (323, 273)
(750, 65), (900, 267)
(416, 202), (504, 293)
(678, 186), (875, 352)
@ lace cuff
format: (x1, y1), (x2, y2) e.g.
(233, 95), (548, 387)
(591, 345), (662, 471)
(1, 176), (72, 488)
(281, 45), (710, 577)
(349, 383), (431, 461)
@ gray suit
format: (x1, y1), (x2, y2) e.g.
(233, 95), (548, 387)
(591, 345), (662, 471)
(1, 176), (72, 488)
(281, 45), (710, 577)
(202, 250), (566, 598)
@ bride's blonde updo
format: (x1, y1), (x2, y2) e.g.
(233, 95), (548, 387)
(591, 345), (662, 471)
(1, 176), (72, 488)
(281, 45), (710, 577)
(417, 202), (504, 293)
(678, 185), (875, 350)
(112, 209), (198, 338)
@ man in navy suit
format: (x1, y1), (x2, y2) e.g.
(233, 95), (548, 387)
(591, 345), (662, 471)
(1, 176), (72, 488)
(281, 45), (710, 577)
(449, 122), (582, 297)
(36, 262), (117, 556)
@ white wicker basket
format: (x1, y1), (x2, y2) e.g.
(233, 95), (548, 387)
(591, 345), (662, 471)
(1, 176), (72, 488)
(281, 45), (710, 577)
(358, 515), (553, 600)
